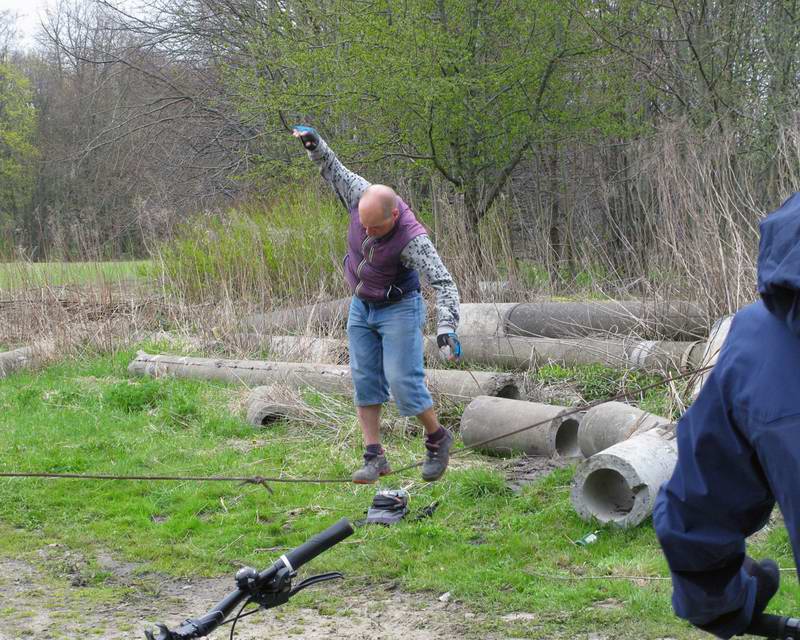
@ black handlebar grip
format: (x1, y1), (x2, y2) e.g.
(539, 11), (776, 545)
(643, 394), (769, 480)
(281, 518), (354, 572)
(745, 614), (800, 639)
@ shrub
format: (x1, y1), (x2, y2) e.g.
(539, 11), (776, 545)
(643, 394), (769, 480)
(157, 186), (349, 305)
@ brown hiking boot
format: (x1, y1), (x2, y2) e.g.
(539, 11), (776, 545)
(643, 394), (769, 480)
(352, 454), (391, 484)
(422, 429), (454, 481)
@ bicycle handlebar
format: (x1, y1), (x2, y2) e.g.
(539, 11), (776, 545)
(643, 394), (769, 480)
(278, 517), (353, 573)
(144, 518), (355, 640)
(744, 613), (800, 639)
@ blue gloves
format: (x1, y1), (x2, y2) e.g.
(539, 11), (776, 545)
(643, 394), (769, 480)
(292, 125), (320, 151)
(437, 332), (462, 362)
(697, 557), (779, 636)
(744, 557), (779, 620)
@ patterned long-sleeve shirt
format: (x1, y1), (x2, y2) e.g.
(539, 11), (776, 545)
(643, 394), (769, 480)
(308, 138), (460, 333)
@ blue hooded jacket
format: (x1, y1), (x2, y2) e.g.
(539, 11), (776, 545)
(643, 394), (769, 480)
(653, 193), (800, 638)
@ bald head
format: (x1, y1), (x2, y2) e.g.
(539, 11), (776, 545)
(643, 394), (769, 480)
(359, 184), (400, 237)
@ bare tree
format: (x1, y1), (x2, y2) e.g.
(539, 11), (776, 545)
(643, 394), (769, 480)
(11, 0), (273, 257)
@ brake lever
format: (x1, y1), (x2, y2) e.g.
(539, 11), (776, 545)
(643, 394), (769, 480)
(289, 572), (344, 596)
(144, 619), (204, 640)
(144, 623), (176, 640)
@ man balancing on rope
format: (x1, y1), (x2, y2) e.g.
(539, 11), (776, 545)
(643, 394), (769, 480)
(653, 194), (800, 638)
(292, 125), (462, 484)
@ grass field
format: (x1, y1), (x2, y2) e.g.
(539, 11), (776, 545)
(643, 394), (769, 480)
(0, 260), (152, 290)
(0, 348), (796, 637)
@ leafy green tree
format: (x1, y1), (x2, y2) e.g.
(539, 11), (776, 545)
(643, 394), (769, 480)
(235, 0), (613, 246)
(0, 62), (37, 256)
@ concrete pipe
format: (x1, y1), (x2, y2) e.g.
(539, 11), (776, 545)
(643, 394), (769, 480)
(457, 303), (518, 337)
(578, 401), (671, 458)
(691, 315), (734, 400)
(460, 396), (583, 458)
(260, 336), (347, 364)
(425, 369), (521, 401)
(459, 300), (706, 340)
(245, 298), (351, 334)
(570, 430), (677, 528)
(505, 300), (706, 340)
(128, 352), (523, 402)
(0, 340), (56, 378)
(131, 353), (355, 395)
(0, 346), (35, 378)
(245, 385), (307, 426)
(426, 335), (705, 373)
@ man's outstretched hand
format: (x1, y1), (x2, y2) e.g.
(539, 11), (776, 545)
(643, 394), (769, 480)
(292, 125), (320, 151)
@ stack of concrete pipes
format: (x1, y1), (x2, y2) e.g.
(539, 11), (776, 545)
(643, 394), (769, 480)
(245, 298), (709, 373)
(226, 331), (705, 374)
(150, 298), (727, 530)
(129, 351), (524, 405)
(455, 307), (731, 529)
(248, 297), (707, 340)
(448, 300), (708, 373)
(461, 396), (677, 528)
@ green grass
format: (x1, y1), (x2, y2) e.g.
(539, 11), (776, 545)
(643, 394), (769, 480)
(0, 260), (152, 290)
(536, 362), (687, 417)
(0, 352), (795, 638)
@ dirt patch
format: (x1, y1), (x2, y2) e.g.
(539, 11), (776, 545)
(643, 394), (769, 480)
(503, 454), (575, 493)
(0, 552), (492, 640)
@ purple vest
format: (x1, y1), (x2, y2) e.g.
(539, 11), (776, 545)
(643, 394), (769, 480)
(344, 197), (427, 301)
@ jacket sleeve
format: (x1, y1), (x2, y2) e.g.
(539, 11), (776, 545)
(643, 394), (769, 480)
(653, 356), (775, 639)
(306, 138), (370, 212)
(399, 235), (460, 334)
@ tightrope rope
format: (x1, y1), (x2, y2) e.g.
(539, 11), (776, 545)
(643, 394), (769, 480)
(386, 363), (712, 476)
(0, 363), (713, 486)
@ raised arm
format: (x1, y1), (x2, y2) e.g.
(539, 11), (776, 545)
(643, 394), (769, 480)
(293, 126), (370, 211)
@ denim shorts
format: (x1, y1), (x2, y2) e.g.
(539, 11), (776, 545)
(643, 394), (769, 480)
(347, 292), (433, 417)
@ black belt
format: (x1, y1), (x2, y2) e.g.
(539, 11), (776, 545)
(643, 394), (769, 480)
(358, 288), (420, 309)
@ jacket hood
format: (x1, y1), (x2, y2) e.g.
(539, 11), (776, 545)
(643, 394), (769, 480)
(758, 193), (800, 334)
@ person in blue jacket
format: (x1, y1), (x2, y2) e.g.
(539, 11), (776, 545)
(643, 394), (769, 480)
(651, 195), (800, 637)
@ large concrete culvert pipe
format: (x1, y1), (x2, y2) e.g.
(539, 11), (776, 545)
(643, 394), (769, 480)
(257, 335), (347, 364)
(0, 341), (55, 378)
(577, 401), (672, 458)
(691, 314), (734, 400)
(0, 346), (35, 378)
(245, 384), (308, 426)
(457, 303), (517, 336)
(426, 368), (522, 401)
(570, 430), (677, 528)
(230, 334), (348, 364)
(426, 335), (705, 373)
(460, 396), (583, 458)
(245, 298), (351, 334)
(504, 300), (706, 340)
(129, 352), (523, 402)
(458, 300), (707, 341)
